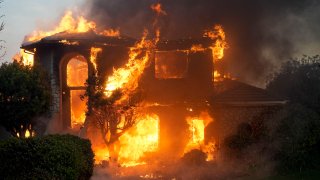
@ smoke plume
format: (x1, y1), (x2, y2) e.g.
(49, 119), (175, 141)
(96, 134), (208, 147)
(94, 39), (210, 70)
(83, 0), (320, 86)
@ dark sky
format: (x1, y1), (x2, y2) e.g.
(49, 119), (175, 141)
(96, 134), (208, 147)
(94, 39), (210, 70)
(84, 0), (320, 86)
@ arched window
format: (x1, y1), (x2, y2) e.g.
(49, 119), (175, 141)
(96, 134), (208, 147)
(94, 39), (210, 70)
(65, 55), (88, 129)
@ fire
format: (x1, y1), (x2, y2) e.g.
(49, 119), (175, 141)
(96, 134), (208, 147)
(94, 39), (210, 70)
(184, 111), (216, 160)
(70, 90), (87, 128)
(20, 49), (34, 66)
(118, 114), (159, 167)
(151, 3), (166, 44)
(104, 30), (154, 101)
(194, 25), (233, 82)
(204, 25), (228, 61)
(188, 119), (205, 144)
(93, 114), (159, 166)
(27, 11), (120, 42)
(150, 3), (167, 16)
(16, 125), (34, 138)
(214, 70), (236, 82)
(190, 44), (206, 53)
(90, 47), (102, 73)
(66, 55), (88, 128)
(100, 29), (120, 37)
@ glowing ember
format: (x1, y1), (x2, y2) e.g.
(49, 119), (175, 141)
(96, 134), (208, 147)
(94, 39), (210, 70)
(100, 29), (120, 37)
(59, 40), (79, 45)
(190, 44), (206, 53)
(16, 125), (34, 138)
(151, 3), (167, 16)
(214, 70), (236, 82)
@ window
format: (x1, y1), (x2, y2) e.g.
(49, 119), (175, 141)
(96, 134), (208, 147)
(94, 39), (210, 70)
(66, 55), (88, 128)
(155, 51), (188, 79)
(67, 55), (88, 87)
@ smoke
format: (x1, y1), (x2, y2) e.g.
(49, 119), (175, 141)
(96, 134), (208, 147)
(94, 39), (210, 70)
(83, 0), (320, 86)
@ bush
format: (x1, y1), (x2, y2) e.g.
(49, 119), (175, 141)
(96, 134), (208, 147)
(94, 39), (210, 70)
(271, 104), (320, 173)
(224, 123), (253, 150)
(0, 134), (94, 179)
(181, 149), (207, 166)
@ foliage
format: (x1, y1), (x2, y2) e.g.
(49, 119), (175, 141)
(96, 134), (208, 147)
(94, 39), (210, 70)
(0, 134), (94, 179)
(267, 55), (320, 114)
(0, 61), (51, 137)
(181, 149), (207, 166)
(271, 104), (320, 173)
(266, 56), (320, 173)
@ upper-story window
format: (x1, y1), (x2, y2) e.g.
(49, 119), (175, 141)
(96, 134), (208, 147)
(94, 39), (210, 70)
(155, 51), (188, 79)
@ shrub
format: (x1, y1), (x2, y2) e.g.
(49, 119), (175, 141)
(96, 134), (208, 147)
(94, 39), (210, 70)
(0, 134), (94, 179)
(224, 123), (253, 150)
(271, 104), (320, 173)
(181, 149), (207, 166)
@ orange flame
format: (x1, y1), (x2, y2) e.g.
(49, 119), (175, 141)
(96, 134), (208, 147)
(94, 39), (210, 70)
(104, 30), (154, 102)
(118, 114), (159, 167)
(93, 114), (159, 166)
(190, 44), (206, 53)
(150, 3), (167, 16)
(204, 25), (228, 61)
(100, 29), (120, 37)
(184, 111), (216, 160)
(213, 70), (236, 82)
(20, 49), (34, 66)
(27, 11), (120, 42)
(90, 47), (102, 73)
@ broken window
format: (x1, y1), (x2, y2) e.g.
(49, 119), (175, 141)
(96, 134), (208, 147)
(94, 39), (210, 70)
(155, 51), (188, 79)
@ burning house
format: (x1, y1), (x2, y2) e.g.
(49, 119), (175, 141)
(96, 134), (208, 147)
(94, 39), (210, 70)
(19, 10), (286, 167)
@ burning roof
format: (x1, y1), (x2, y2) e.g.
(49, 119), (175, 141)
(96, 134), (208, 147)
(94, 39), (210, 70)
(21, 30), (215, 52)
(21, 31), (136, 51)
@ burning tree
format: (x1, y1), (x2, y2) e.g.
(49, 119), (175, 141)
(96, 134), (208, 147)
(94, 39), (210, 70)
(83, 31), (154, 161)
(83, 74), (142, 159)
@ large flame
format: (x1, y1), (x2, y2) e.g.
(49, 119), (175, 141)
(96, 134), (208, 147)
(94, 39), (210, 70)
(190, 25), (231, 82)
(104, 30), (154, 102)
(20, 49), (34, 66)
(27, 11), (119, 42)
(118, 114), (159, 167)
(204, 25), (228, 61)
(184, 111), (216, 160)
(93, 114), (159, 166)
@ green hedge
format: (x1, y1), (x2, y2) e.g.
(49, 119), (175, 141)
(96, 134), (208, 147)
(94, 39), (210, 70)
(0, 134), (94, 179)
